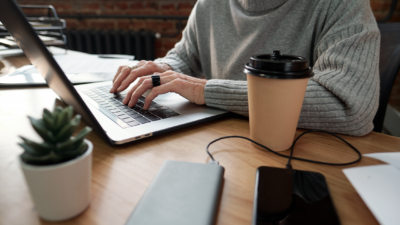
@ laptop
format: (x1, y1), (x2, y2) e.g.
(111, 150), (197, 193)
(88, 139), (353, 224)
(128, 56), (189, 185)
(0, 0), (229, 145)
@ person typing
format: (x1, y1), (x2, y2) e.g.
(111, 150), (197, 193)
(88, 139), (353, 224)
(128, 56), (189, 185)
(110, 0), (380, 136)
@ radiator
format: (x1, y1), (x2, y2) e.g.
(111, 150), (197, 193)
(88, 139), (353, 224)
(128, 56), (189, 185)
(64, 29), (156, 60)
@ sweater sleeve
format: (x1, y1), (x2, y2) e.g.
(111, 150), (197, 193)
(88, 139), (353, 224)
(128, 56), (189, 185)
(205, 0), (380, 136)
(154, 2), (202, 78)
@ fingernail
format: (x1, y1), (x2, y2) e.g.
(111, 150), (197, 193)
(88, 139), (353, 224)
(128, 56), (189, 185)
(117, 86), (123, 92)
(110, 87), (115, 93)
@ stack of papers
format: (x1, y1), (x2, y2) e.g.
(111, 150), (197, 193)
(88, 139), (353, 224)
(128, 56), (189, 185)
(0, 49), (136, 86)
(343, 153), (400, 225)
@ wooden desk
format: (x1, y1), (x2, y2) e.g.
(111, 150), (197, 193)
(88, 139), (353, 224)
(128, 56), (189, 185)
(1, 58), (400, 225)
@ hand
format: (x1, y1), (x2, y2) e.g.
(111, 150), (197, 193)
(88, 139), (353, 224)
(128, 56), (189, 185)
(122, 70), (207, 110)
(110, 60), (171, 93)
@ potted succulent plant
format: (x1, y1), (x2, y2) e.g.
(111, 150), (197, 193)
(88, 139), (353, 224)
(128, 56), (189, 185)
(19, 106), (93, 221)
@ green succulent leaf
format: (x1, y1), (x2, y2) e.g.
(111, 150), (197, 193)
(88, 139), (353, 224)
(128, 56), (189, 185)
(58, 141), (88, 158)
(20, 151), (64, 166)
(54, 107), (70, 131)
(59, 126), (92, 151)
(19, 136), (52, 155)
(53, 106), (73, 131)
(54, 115), (81, 142)
(73, 126), (92, 143)
(19, 143), (40, 156)
(42, 112), (56, 132)
(66, 106), (74, 121)
(28, 116), (56, 143)
(20, 106), (92, 166)
(53, 106), (63, 115)
(43, 108), (53, 119)
(56, 138), (75, 152)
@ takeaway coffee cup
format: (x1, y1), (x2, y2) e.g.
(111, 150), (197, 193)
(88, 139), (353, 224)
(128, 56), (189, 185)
(244, 50), (314, 151)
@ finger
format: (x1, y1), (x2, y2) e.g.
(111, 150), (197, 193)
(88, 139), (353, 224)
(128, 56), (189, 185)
(155, 71), (207, 85)
(111, 60), (151, 93)
(113, 66), (124, 83)
(123, 73), (178, 104)
(127, 78), (154, 107)
(124, 75), (177, 105)
(143, 78), (206, 109)
(117, 62), (161, 92)
(123, 76), (148, 104)
(122, 74), (157, 104)
(110, 66), (132, 93)
(142, 79), (182, 109)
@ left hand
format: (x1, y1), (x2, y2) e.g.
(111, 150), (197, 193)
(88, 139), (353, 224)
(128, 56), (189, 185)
(122, 70), (207, 110)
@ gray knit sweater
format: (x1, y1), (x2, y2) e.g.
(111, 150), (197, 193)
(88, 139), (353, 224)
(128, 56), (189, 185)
(155, 0), (380, 136)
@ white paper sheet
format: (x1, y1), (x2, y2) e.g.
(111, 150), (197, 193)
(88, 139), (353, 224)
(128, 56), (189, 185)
(343, 161), (400, 225)
(364, 152), (400, 170)
(0, 50), (138, 86)
(53, 55), (134, 74)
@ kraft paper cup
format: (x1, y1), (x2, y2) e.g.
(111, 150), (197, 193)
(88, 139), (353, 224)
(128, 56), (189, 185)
(244, 51), (314, 151)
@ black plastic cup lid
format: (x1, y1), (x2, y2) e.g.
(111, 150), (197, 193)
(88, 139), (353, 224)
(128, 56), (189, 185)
(244, 50), (314, 79)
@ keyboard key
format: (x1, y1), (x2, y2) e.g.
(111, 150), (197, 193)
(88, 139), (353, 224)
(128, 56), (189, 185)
(128, 121), (140, 127)
(135, 116), (150, 124)
(122, 118), (135, 123)
(117, 114), (130, 119)
(121, 108), (132, 112)
(161, 109), (180, 117)
(152, 110), (168, 119)
(126, 111), (138, 115)
(136, 101), (144, 107)
(142, 112), (160, 121)
(131, 105), (142, 111)
(158, 106), (169, 110)
(127, 113), (143, 119)
(148, 107), (157, 112)
(150, 102), (162, 108)
(86, 85), (177, 128)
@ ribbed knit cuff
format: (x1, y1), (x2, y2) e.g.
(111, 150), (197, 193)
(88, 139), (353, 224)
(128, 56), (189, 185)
(204, 79), (249, 116)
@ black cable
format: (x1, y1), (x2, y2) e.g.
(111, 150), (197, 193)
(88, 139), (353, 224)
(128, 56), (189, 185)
(206, 129), (362, 167)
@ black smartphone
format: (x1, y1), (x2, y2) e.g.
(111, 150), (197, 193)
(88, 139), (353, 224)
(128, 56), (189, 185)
(252, 166), (341, 225)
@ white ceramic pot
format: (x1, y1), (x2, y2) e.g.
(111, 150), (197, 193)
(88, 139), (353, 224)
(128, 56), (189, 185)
(20, 139), (93, 222)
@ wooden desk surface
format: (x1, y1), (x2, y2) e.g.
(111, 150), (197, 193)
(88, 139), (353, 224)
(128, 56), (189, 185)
(1, 88), (400, 225)
(1, 56), (400, 225)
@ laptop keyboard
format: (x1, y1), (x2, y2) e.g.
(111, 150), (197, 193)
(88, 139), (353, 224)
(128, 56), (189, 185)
(81, 85), (180, 129)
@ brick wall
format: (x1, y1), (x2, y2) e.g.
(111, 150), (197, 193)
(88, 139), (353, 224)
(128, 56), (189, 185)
(15, 0), (400, 111)
(17, 0), (196, 58)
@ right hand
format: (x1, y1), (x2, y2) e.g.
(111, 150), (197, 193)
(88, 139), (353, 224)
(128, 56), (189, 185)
(109, 60), (171, 93)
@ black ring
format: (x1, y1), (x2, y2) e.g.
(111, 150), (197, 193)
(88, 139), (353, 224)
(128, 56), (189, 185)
(151, 75), (161, 87)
